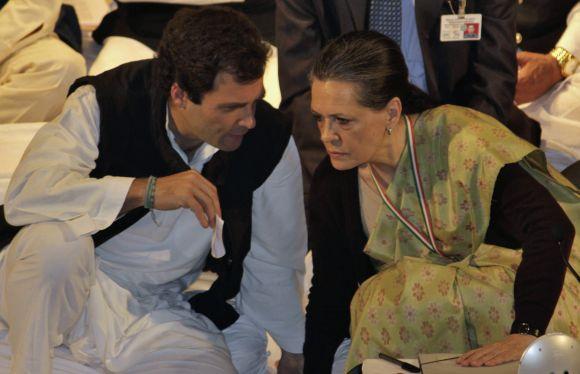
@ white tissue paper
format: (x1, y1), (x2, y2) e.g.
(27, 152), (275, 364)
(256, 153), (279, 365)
(211, 216), (226, 258)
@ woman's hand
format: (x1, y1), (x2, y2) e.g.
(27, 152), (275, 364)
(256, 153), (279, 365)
(456, 334), (536, 367)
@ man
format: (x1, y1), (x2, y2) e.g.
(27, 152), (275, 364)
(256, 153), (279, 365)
(515, 0), (579, 171)
(276, 0), (540, 196)
(0, 0), (86, 123)
(0, 7), (305, 374)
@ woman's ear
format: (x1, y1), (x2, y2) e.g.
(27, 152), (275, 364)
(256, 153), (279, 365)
(170, 82), (187, 109)
(385, 97), (403, 125)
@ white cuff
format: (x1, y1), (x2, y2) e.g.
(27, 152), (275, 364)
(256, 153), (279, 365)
(65, 176), (134, 238)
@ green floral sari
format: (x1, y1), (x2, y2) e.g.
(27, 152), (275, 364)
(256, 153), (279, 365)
(346, 105), (580, 371)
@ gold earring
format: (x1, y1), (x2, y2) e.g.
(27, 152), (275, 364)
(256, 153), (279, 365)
(386, 127), (393, 135)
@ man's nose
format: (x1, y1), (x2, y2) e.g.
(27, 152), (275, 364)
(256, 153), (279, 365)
(239, 110), (256, 130)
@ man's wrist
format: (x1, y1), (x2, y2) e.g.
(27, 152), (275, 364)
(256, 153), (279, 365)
(121, 178), (148, 214)
(550, 46), (579, 78)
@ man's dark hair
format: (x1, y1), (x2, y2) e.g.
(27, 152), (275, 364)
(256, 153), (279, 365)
(311, 31), (436, 114)
(156, 6), (269, 103)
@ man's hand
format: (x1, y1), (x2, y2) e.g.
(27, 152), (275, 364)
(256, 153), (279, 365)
(516, 51), (563, 104)
(277, 350), (304, 374)
(123, 170), (221, 228)
(456, 334), (536, 367)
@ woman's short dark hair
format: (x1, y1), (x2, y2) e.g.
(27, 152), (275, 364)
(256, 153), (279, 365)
(311, 31), (436, 114)
(155, 6), (270, 104)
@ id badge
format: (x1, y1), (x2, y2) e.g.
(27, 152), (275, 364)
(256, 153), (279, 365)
(440, 14), (482, 42)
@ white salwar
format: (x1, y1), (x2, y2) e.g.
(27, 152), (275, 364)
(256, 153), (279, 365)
(0, 85), (307, 374)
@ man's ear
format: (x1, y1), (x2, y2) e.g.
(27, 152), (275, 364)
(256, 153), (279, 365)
(170, 82), (188, 109)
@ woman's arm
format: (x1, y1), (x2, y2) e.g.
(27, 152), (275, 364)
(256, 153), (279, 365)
(459, 162), (575, 366)
(489, 163), (574, 334)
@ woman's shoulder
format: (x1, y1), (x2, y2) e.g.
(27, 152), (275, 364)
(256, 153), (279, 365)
(419, 104), (499, 128)
(414, 105), (536, 174)
(416, 104), (519, 142)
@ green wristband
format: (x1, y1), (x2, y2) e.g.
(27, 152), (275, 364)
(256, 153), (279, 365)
(144, 176), (157, 210)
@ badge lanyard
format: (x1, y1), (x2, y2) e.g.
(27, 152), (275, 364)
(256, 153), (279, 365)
(447, 0), (466, 16)
(370, 115), (446, 257)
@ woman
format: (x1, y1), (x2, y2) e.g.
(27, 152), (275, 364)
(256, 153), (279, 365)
(304, 31), (579, 373)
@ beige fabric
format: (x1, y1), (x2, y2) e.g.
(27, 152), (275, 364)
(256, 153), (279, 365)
(88, 36), (156, 76)
(0, 0), (61, 61)
(0, 0), (86, 123)
(0, 35), (86, 123)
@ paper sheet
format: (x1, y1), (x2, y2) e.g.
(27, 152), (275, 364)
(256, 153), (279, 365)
(362, 358), (420, 373)
(211, 216), (226, 258)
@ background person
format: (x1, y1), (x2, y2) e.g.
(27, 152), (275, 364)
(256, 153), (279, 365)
(516, 1), (580, 171)
(0, 0), (86, 123)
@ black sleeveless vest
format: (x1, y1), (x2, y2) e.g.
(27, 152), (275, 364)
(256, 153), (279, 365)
(1, 59), (292, 329)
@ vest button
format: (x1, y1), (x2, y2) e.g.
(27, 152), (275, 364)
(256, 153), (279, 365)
(516, 32), (523, 44)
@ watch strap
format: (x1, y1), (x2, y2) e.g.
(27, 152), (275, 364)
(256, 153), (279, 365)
(511, 321), (542, 337)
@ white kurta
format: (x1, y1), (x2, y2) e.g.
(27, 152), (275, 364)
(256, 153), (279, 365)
(1, 85), (306, 372)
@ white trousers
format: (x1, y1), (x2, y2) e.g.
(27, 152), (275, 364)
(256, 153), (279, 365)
(520, 73), (580, 171)
(0, 221), (268, 374)
(0, 35), (86, 123)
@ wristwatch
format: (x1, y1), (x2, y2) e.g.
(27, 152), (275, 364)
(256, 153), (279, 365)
(511, 322), (542, 337)
(550, 47), (579, 78)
